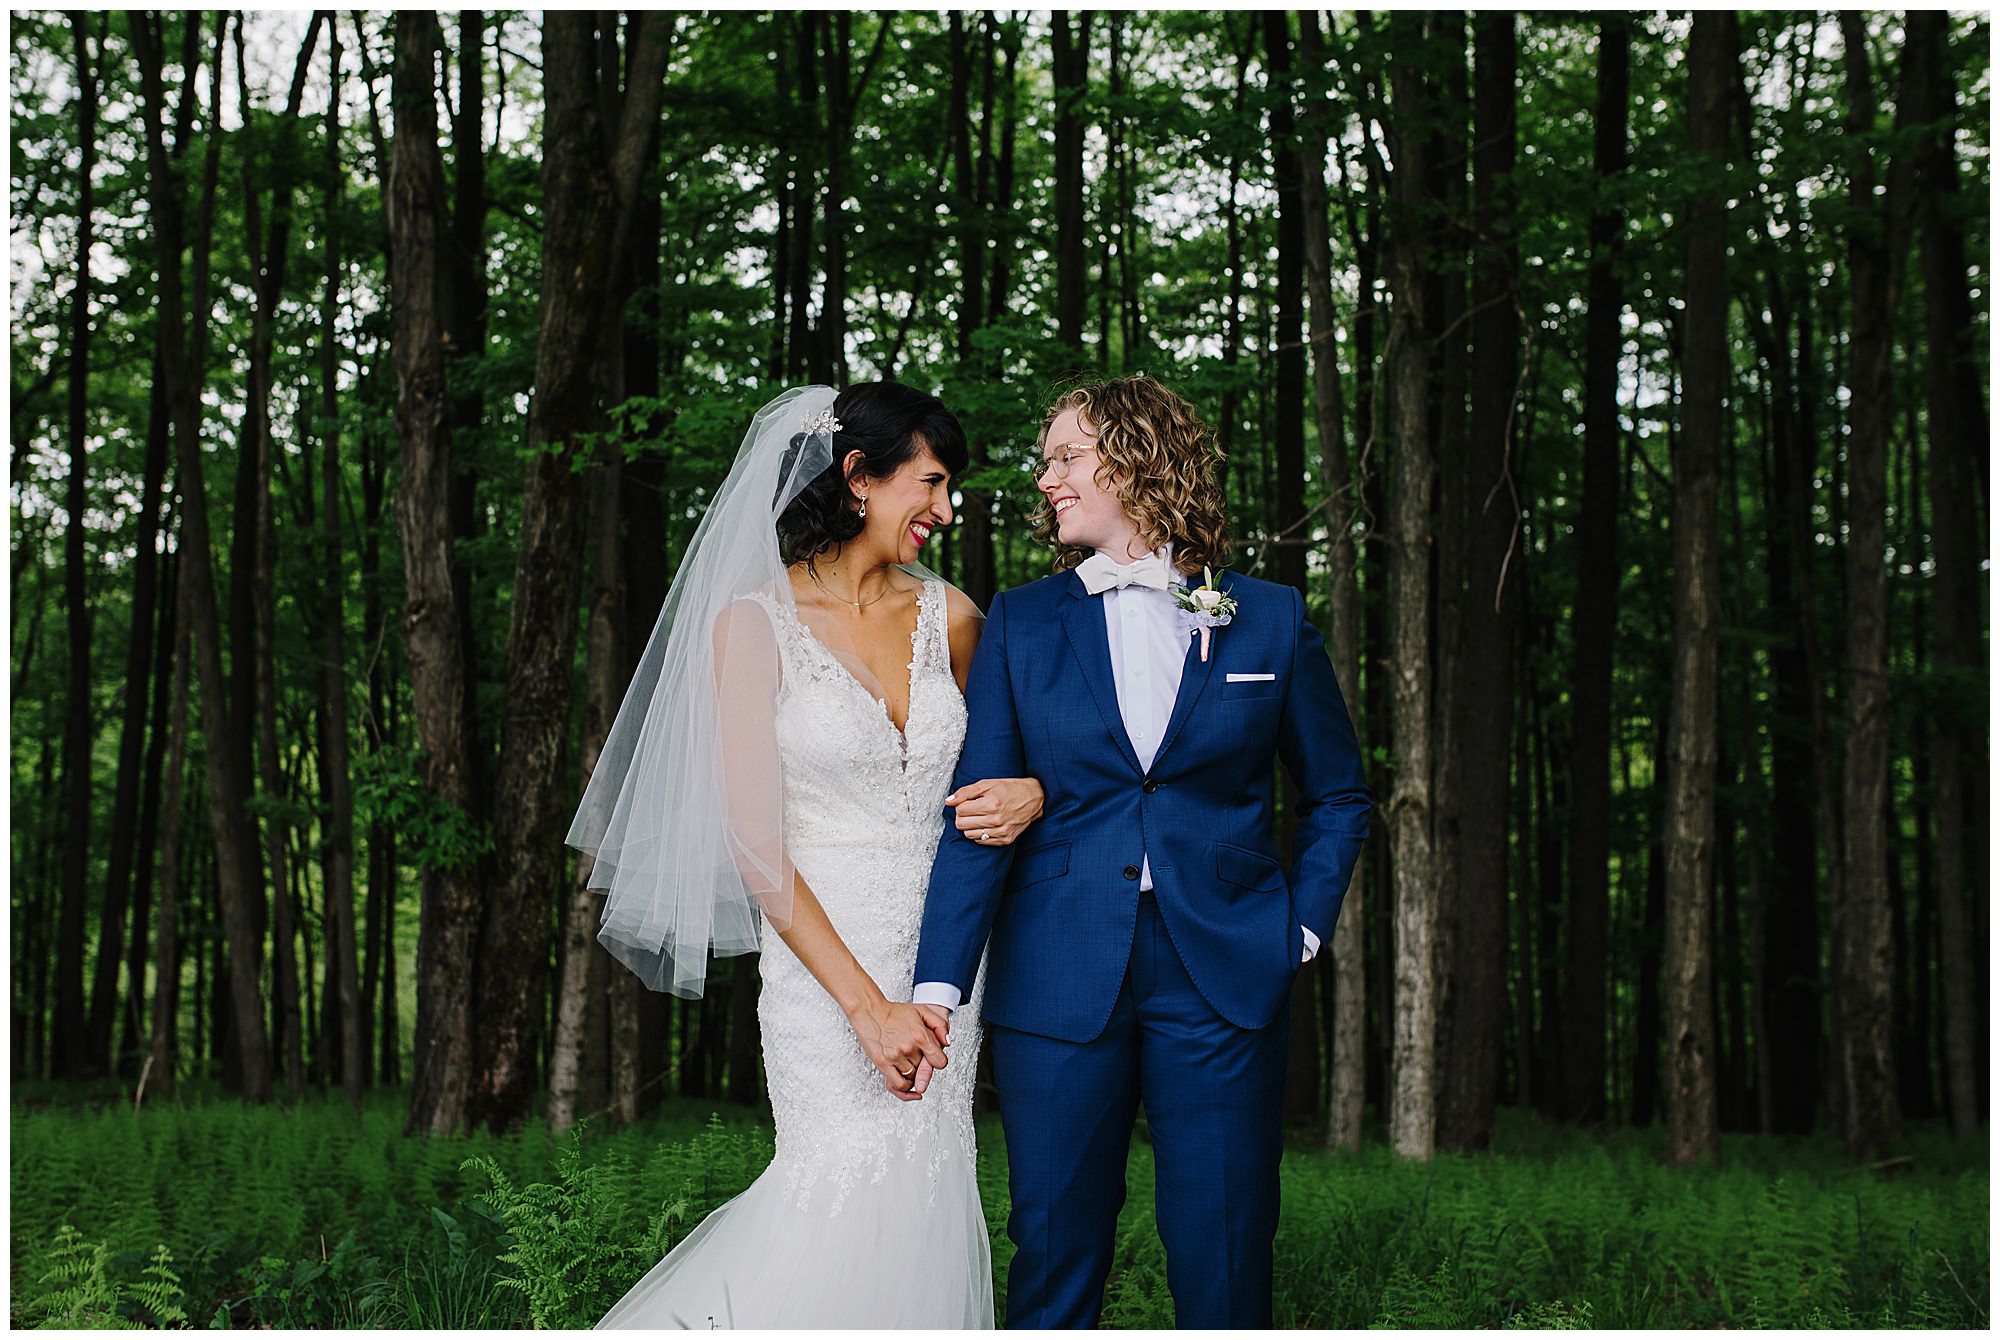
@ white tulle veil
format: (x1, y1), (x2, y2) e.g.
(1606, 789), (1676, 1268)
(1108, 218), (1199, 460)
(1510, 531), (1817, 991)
(565, 385), (967, 997)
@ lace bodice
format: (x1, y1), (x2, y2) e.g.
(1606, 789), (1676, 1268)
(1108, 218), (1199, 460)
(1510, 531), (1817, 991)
(733, 578), (983, 1219)
(746, 580), (967, 862)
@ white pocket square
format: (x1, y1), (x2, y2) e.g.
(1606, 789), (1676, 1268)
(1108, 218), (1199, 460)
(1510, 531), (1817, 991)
(1225, 672), (1276, 682)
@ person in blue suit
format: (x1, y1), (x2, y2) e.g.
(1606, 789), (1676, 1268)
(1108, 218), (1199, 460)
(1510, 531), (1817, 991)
(910, 375), (1373, 1328)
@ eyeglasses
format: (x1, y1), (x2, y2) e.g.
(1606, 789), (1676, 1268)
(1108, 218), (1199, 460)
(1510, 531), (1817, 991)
(1027, 444), (1099, 485)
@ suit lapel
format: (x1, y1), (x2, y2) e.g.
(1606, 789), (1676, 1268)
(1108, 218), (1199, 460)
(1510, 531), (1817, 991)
(1153, 566), (1236, 765)
(1153, 626), (1218, 767)
(1060, 572), (1144, 776)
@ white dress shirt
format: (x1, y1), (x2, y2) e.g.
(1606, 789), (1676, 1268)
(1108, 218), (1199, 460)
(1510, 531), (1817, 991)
(913, 547), (1315, 1015)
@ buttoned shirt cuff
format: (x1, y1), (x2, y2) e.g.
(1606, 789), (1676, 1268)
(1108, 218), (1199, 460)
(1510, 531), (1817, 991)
(1301, 925), (1321, 963)
(911, 981), (962, 1013)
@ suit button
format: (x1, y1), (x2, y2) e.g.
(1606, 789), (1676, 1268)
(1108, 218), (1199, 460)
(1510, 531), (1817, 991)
(1143, 779), (1159, 793)
(1123, 865), (1140, 881)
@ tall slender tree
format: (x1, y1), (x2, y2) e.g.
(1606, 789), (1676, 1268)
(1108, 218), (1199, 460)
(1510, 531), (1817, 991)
(52, 9), (100, 1081)
(1297, 8), (1366, 1153)
(128, 9), (271, 1102)
(1560, 12), (1629, 1127)
(393, 10), (483, 1135)
(1661, 10), (1734, 1166)
(1051, 10), (1091, 359)
(473, 11), (671, 1132)
(1908, 9), (1984, 1140)
(1437, 10), (1518, 1153)
(1381, 20), (1439, 1161)
(1832, 9), (1911, 1161)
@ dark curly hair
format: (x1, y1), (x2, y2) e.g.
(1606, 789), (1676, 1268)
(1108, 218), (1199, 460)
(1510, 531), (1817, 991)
(775, 382), (968, 567)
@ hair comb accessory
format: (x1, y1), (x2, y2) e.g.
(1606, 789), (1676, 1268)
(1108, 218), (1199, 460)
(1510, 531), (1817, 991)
(802, 408), (843, 437)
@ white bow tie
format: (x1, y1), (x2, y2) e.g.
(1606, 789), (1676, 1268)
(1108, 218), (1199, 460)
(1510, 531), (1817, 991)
(1077, 552), (1173, 596)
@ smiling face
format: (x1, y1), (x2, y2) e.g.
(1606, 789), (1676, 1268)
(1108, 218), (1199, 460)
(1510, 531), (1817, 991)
(853, 440), (955, 565)
(1037, 406), (1146, 561)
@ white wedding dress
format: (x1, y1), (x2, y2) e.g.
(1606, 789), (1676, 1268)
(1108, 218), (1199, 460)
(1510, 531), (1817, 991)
(599, 579), (993, 1329)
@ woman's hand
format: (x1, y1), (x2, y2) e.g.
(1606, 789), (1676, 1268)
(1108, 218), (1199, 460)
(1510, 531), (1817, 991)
(947, 776), (1045, 847)
(847, 995), (950, 1098)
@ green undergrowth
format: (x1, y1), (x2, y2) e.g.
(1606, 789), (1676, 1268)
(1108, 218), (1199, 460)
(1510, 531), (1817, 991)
(11, 1084), (1987, 1328)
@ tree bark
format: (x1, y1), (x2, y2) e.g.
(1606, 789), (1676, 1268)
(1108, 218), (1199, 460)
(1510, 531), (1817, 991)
(1907, 9), (1984, 1140)
(1382, 28), (1438, 1161)
(89, 31), (170, 1082)
(128, 9), (271, 1102)
(122, 510), (180, 1071)
(1051, 10), (1091, 361)
(393, 10), (483, 1135)
(472, 11), (670, 1133)
(315, 16), (363, 1107)
(1559, 11), (1628, 1127)
(445, 10), (490, 801)
(239, 13), (326, 1097)
(1832, 10), (1910, 1160)
(1437, 10), (1517, 1153)
(1661, 12), (1733, 1166)
(144, 545), (195, 1105)
(949, 11), (996, 609)
(549, 430), (625, 1138)
(52, 9), (99, 1081)
(1260, 9), (1320, 1125)
(1297, 9), (1366, 1154)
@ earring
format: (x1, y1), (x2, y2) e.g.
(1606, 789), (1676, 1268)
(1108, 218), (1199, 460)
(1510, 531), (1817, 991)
(859, 495), (868, 520)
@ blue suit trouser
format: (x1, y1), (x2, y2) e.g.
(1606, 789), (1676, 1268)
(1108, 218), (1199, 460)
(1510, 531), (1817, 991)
(989, 891), (1291, 1329)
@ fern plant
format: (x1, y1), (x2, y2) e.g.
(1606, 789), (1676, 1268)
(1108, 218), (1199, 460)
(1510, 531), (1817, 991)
(467, 1123), (689, 1330)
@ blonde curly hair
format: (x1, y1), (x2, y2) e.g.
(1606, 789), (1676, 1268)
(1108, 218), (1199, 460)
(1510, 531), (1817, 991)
(1030, 375), (1233, 576)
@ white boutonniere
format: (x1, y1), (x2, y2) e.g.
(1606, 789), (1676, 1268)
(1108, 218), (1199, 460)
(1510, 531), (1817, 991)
(1169, 566), (1237, 662)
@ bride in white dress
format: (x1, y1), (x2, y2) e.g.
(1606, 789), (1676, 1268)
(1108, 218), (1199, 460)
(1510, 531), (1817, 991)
(566, 385), (1041, 1329)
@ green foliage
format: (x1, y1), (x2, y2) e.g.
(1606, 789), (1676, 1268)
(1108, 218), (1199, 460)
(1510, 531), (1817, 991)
(350, 745), (496, 873)
(21, 1225), (187, 1330)
(11, 1092), (1987, 1330)
(465, 1125), (684, 1330)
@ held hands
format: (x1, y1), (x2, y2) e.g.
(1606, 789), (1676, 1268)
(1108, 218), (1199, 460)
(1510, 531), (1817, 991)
(848, 995), (952, 1101)
(948, 776), (1045, 847)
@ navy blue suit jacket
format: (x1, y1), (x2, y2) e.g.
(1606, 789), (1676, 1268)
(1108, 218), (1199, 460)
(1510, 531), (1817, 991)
(912, 567), (1372, 1043)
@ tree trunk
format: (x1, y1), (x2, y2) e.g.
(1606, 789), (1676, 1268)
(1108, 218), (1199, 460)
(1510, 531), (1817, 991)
(52, 9), (99, 1081)
(986, 15), (1022, 329)
(1259, 9), (1319, 1126)
(1907, 9), (1984, 1140)
(1424, 20), (1469, 1122)
(237, 15), (326, 1096)
(1832, 10), (1910, 1160)
(950, 11), (996, 609)
(1437, 11), (1517, 1153)
(1560, 12), (1627, 1127)
(123, 521), (180, 1072)
(1660, 12), (1733, 1166)
(1298, 9), (1366, 1154)
(1760, 273), (1825, 1139)
(128, 10), (271, 1102)
(359, 369), (391, 1089)
(1051, 10), (1090, 361)
(392, 10), (483, 1135)
(144, 547), (195, 1105)
(91, 52), (172, 1083)
(445, 11), (490, 800)
(1383, 31), (1438, 1161)
(817, 13), (853, 384)
(549, 438), (625, 1137)
(472, 11), (670, 1133)
(316, 17), (363, 1106)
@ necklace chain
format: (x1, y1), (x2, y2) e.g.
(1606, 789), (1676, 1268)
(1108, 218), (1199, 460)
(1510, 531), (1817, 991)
(808, 566), (890, 610)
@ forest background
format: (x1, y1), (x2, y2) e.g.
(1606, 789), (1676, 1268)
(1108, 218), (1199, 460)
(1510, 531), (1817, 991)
(7, 7), (1990, 1329)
